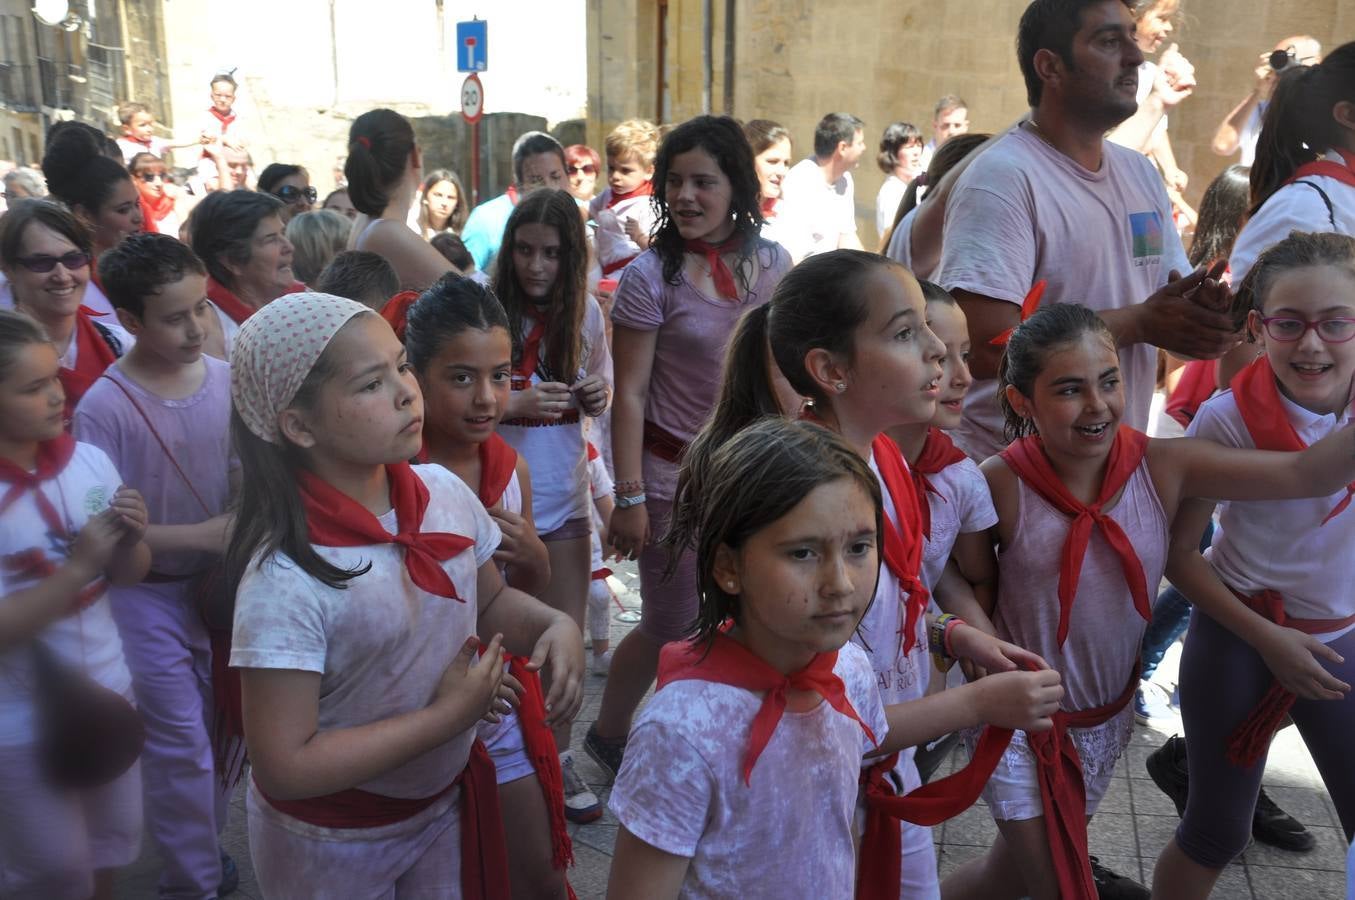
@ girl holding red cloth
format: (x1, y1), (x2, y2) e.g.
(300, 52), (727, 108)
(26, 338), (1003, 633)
(0, 202), (132, 423)
(407, 275), (576, 899)
(945, 301), (1355, 900)
(1152, 233), (1355, 897)
(222, 292), (584, 899)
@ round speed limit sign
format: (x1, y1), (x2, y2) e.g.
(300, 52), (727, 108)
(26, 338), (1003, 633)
(461, 73), (484, 124)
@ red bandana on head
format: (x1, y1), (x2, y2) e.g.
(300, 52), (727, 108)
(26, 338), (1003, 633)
(990, 280), (1047, 347)
(999, 427), (1152, 646)
(379, 290), (421, 342)
(910, 427), (968, 540)
(297, 464), (475, 600)
(683, 234), (743, 301)
(871, 434), (931, 655)
(1230, 355), (1355, 524)
(657, 633), (876, 785)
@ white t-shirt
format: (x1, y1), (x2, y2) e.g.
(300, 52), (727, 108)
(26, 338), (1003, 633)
(1228, 148), (1355, 284)
(1238, 103), (1264, 168)
(0, 442), (132, 746)
(231, 464), (500, 801)
(884, 206), (926, 279)
(876, 174), (910, 242)
(497, 296), (613, 534)
(608, 641), (886, 900)
(1188, 388), (1355, 636)
(939, 126), (1190, 460)
(777, 159), (857, 262)
(589, 188), (659, 272)
(920, 456), (999, 592)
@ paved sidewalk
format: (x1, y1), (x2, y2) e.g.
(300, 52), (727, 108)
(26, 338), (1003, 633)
(115, 567), (1348, 899)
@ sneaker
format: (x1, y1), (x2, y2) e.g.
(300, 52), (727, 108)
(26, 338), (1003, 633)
(1090, 856), (1150, 899)
(558, 750), (603, 824)
(219, 850), (239, 896)
(1145, 734), (1189, 817)
(591, 649), (614, 677)
(1133, 681), (1177, 727)
(1252, 787), (1315, 852)
(584, 723), (627, 782)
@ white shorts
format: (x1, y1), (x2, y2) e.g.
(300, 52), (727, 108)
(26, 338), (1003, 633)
(0, 740), (143, 900)
(478, 708), (536, 785)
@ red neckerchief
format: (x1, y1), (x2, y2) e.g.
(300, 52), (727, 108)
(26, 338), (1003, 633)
(1231, 355), (1355, 524)
(999, 427), (1152, 646)
(512, 311), (549, 391)
(139, 192), (175, 227)
(206, 276), (306, 325)
(261, 740), (510, 898)
(586, 441), (599, 462)
(476, 433), (518, 508)
(1283, 151), (1355, 189)
(605, 180), (653, 209)
(505, 185), (519, 205)
(296, 464), (475, 601)
(657, 632), (876, 786)
(683, 234), (743, 301)
(989, 281), (1047, 347)
(208, 106), (236, 132)
(872, 434), (931, 655)
(380, 289), (420, 341)
(910, 427), (968, 540)
(1164, 359), (1218, 429)
(0, 434), (76, 534)
(760, 197), (779, 220)
(59, 311), (118, 422)
(124, 134), (153, 148)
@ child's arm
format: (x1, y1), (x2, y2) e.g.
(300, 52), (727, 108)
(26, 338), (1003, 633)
(594, 492), (616, 554)
(623, 216), (652, 250)
(607, 827), (689, 900)
(867, 667), (1064, 756)
(1165, 499), (1349, 701)
(144, 514), (233, 558)
(940, 530), (1001, 626)
(242, 634), (508, 800)
(492, 458), (550, 595)
(476, 561), (585, 726)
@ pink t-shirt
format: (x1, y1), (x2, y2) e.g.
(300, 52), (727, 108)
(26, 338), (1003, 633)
(919, 456), (998, 592)
(72, 357), (236, 577)
(609, 641), (886, 899)
(610, 243), (791, 498)
(231, 464), (500, 802)
(939, 127), (1190, 460)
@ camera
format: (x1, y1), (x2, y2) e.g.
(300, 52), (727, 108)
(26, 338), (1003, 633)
(1269, 47), (1296, 71)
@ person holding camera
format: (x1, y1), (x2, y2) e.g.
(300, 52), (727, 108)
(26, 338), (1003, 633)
(1211, 35), (1322, 165)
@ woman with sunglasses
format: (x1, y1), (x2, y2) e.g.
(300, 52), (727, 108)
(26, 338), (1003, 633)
(128, 153), (181, 237)
(0, 200), (131, 421)
(565, 144), (601, 205)
(413, 168), (468, 239)
(257, 163), (317, 224)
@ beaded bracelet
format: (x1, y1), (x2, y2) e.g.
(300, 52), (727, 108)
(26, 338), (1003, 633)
(929, 613), (965, 673)
(614, 479), (645, 495)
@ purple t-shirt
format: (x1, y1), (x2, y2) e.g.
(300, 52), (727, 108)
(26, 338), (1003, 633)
(611, 242), (791, 498)
(73, 356), (236, 577)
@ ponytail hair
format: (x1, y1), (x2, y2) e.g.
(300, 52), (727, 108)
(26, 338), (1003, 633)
(344, 109), (416, 217)
(1251, 41), (1355, 214)
(664, 416), (883, 646)
(41, 123), (132, 216)
(997, 302), (1114, 441)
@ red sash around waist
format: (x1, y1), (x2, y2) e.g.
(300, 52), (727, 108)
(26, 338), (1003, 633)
(642, 419), (689, 464)
(1225, 588), (1355, 767)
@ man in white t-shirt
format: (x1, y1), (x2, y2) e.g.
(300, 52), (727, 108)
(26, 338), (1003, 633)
(1210, 35), (1322, 166)
(919, 95), (970, 171)
(776, 113), (866, 263)
(938, 0), (1238, 462)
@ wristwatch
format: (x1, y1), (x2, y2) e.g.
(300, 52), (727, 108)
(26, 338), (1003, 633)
(614, 492), (647, 509)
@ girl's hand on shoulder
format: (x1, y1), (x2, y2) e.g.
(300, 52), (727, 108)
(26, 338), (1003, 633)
(971, 668), (1064, 733)
(948, 623), (1050, 674)
(608, 503), (649, 561)
(524, 616), (585, 727)
(109, 487), (149, 546)
(571, 374), (609, 417)
(71, 508), (124, 578)
(509, 382), (572, 420)
(1257, 626), (1351, 701)
(433, 634), (509, 737)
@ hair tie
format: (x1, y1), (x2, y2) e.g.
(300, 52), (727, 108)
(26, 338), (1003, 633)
(355, 136), (372, 150)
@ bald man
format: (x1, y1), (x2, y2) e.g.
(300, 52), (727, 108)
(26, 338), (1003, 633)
(1211, 34), (1322, 165)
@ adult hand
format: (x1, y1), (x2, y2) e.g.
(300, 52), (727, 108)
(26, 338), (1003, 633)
(1138, 263), (1241, 359)
(506, 382), (572, 420)
(525, 617), (586, 726)
(1153, 45), (1196, 107)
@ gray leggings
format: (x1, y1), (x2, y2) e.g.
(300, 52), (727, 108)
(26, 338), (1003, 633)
(1176, 610), (1355, 868)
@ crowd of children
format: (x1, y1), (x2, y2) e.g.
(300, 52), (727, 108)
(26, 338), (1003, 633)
(1, 2), (1354, 899)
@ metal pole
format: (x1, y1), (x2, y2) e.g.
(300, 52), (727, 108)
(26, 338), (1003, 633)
(471, 120), (480, 206)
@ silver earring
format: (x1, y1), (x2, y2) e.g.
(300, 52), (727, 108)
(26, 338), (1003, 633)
(726, 581), (736, 591)
(835, 382), (846, 393)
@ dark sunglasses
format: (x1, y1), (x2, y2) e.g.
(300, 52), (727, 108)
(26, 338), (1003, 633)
(140, 172), (167, 183)
(15, 252), (91, 273)
(568, 164), (597, 176)
(274, 185), (318, 204)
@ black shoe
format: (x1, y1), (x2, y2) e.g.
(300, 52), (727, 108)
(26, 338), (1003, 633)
(583, 724), (627, 783)
(1252, 787), (1316, 852)
(1090, 855), (1150, 900)
(219, 851), (239, 896)
(1145, 734), (1189, 817)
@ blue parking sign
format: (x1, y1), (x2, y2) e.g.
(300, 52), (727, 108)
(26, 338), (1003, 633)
(456, 20), (487, 72)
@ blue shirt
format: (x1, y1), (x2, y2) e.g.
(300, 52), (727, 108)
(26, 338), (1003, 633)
(461, 192), (516, 272)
